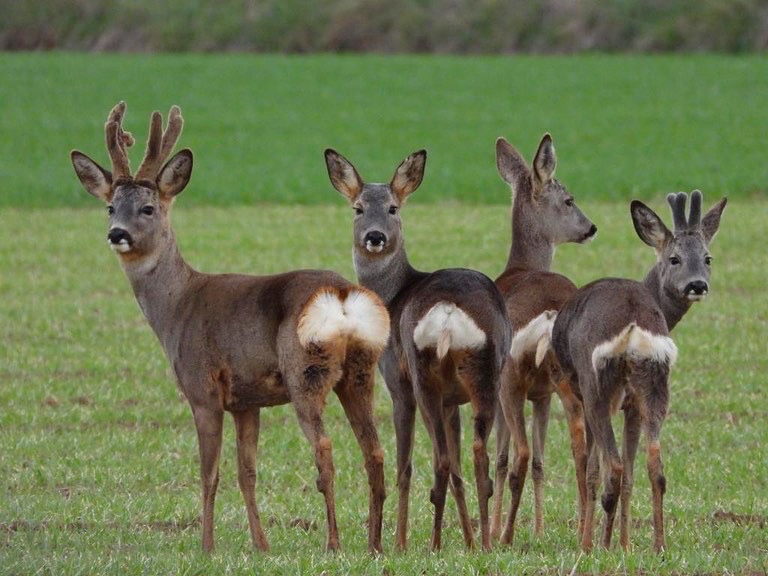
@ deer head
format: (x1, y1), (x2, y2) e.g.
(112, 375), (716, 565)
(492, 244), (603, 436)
(632, 190), (727, 304)
(496, 134), (596, 246)
(71, 102), (193, 261)
(325, 148), (427, 259)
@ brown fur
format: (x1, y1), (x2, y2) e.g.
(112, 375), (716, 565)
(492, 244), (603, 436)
(326, 147), (512, 552)
(490, 135), (595, 546)
(71, 103), (390, 554)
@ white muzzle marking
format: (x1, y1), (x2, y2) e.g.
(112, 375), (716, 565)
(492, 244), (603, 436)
(109, 239), (132, 253)
(366, 241), (385, 253)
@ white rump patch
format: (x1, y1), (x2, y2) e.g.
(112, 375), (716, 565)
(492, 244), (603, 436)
(591, 322), (678, 373)
(413, 302), (486, 359)
(509, 310), (556, 364)
(298, 288), (390, 351)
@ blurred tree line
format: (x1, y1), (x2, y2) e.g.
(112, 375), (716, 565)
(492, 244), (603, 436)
(3, 0), (767, 53)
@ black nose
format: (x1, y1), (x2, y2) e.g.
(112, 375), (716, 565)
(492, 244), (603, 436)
(365, 231), (387, 247)
(108, 228), (132, 245)
(587, 224), (597, 237)
(685, 280), (708, 295)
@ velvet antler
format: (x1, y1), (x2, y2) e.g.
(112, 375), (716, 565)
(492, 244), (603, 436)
(134, 106), (184, 182)
(105, 101), (135, 181)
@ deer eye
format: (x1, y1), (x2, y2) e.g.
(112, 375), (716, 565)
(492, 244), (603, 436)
(388, 206), (399, 215)
(107, 205), (115, 216)
(141, 205), (155, 216)
(354, 206), (363, 215)
(564, 198), (574, 207)
(705, 255), (713, 266)
(669, 256), (681, 265)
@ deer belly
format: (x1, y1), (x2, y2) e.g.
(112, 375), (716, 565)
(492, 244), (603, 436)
(216, 368), (290, 409)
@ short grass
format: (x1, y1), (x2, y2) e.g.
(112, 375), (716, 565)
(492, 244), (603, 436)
(1, 197), (766, 575)
(1, 53), (767, 208)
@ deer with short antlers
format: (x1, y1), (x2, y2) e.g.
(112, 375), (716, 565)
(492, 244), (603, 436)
(490, 134), (596, 546)
(325, 148), (512, 551)
(550, 191), (727, 552)
(70, 102), (391, 553)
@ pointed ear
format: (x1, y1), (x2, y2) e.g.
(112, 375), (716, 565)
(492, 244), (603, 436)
(324, 149), (363, 202)
(700, 194), (727, 244)
(157, 149), (193, 198)
(391, 149), (426, 203)
(71, 150), (113, 201)
(495, 137), (529, 187)
(533, 133), (556, 184)
(631, 200), (672, 251)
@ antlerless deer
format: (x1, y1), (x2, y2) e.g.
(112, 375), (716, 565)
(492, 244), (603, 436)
(489, 134), (597, 546)
(325, 148), (512, 551)
(71, 102), (391, 553)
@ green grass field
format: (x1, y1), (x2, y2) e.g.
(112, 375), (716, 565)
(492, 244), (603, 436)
(1, 53), (766, 574)
(1, 53), (766, 207)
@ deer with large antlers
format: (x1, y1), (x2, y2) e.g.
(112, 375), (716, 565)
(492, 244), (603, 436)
(70, 102), (390, 553)
(325, 148), (512, 551)
(490, 134), (596, 546)
(550, 191), (727, 552)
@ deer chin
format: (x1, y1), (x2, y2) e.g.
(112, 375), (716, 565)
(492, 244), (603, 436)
(685, 292), (707, 302)
(365, 241), (385, 253)
(109, 239), (133, 254)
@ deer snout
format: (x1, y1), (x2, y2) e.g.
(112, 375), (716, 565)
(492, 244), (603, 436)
(684, 280), (708, 301)
(108, 228), (133, 253)
(364, 231), (387, 253)
(582, 224), (598, 243)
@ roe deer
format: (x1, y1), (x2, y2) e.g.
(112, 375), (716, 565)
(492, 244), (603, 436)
(550, 191), (726, 552)
(70, 102), (390, 553)
(325, 148), (512, 551)
(490, 134), (597, 546)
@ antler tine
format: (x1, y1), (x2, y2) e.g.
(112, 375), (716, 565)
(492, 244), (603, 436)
(666, 192), (689, 233)
(687, 190), (703, 229)
(105, 101), (135, 181)
(159, 106), (183, 160)
(135, 105), (184, 182)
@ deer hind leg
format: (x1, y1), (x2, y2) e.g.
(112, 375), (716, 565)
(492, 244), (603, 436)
(619, 399), (642, 551)
(289, 345), (343, 552)
(445, 404), (475, 549)
(192, 405), (224, 553)
(335, 343), (386, 554)
(581, 423), (599, 552)
(556, 376), (588, 540)
(459, 350), (498, 551)
(531, 394), (552, 538)
(412, 355), (452, 552)
(491, 363), (513, 540)
(232, 408), (269, 551)
(499, 371), (529, 547)
(587, 369), (623, 550)
(638, 361), (670, 553)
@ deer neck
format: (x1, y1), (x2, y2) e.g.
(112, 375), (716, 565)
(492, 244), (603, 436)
(643, 265), (691, 332)
(354, 242), (419, 307)
(119, 231), (194, 337)
(506, 205), (554, 272)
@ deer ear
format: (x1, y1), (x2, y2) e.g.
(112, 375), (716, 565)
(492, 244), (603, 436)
(532, 133), (556, 184)
(71, 150), (113, 201)
(391, 149), (426, 203)
(325, 149), (363, 202)
(700, 195), (727, 245)
(631, 200), (672, 250)
(157, 149), (193, 198)
(495, 137), (529, 188)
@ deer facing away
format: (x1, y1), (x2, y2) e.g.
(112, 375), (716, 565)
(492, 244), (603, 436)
(70, 102), (391, 553)
(550, 191), (726, 552)
(490, 134), (597, 546)
(325, 148), (512, 551)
